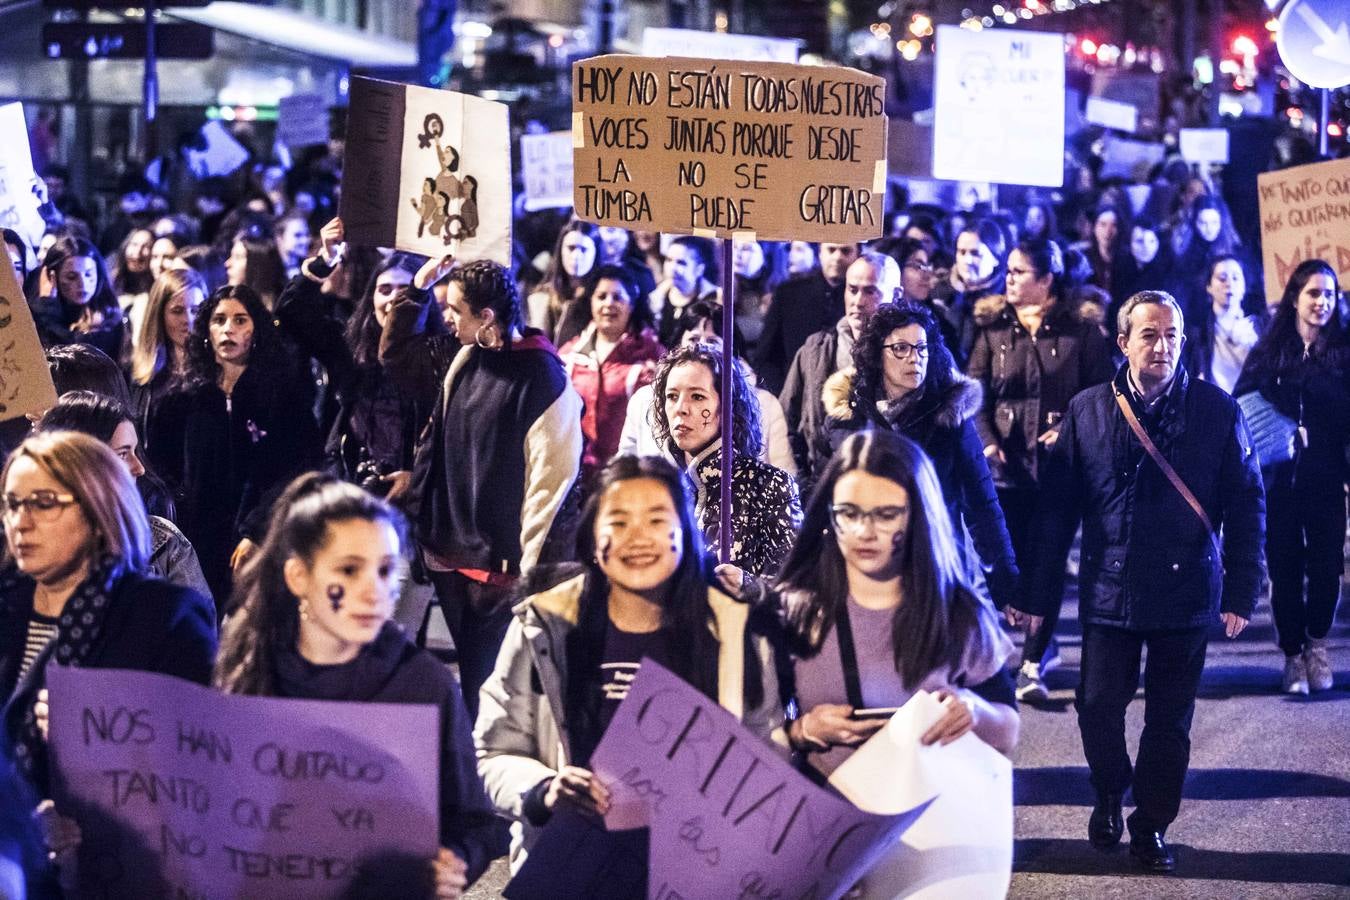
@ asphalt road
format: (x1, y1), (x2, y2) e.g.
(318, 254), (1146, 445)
(460, 591), (1350, 899)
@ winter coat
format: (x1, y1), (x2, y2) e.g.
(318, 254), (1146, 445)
(146, 363), (322, 605)
(617, 383), (797, 477)
(1, 567), (216, 794)
(650, 279), (722, 348)
(148, 515), (212, 606)
(409, 331), (583, 578)
(755, 270), (843, 395)
(966, 295), (1116, 488)
(822, 369), (1019, 609)
(780, 324), (849, 488)
(267, 623), (500, 885)
(474, 571), (784, 873)
(559, 326), (664, 482)
(1028, 365), (1266, 629)
(31, 295), (125, 364)
(681, 439), (802, 576)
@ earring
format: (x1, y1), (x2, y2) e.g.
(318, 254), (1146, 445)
(298, 599), (311, 622)
(475, 323), (499, 350)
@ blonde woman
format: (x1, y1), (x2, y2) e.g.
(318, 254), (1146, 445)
(129, 268), (207, 440)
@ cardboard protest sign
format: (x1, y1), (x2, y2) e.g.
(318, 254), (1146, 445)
(1179, 128), (1230, 164)
(1257, 157), (1350, 305)
(0, 243), (57, 421)
(340, 76), (511, 265)
(641, 27), (800, 63)
(0, 103), (47, 252)
(829, 691), (1013, 899)
(47, 667), (439, 900)
(932, 26), (1064, 187)
(277, 94), (330, 150)
(508, 659), (929, 900)
(572, 55), (888, 243)
(520, 131), (575, 211)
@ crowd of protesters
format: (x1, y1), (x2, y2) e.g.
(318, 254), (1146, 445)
(0, 120), (1346, 895)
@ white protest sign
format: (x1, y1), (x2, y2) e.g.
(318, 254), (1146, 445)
(932, 26), (1065, 187)
(0, 103), (46, 251)
(1179, 128), (1230, 164)
(829, 690), (1014, 899)
(1099, 135), (1166, 180)
(642, 27), (799, 62)
(47, 667), (439, 900)
(185, 120), (251, 178)
(277, 94), (330, 150)
(520, 131), (575, 211)
(1085, 95), (1138, 133)
(341, 77), (512, 265)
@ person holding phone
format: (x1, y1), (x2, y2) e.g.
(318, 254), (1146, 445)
(774, 430), (1019, 779)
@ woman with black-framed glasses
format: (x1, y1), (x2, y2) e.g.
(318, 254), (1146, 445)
(822, 303), (1019, 614)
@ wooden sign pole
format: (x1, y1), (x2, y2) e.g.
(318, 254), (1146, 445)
(718, 239), (736, 565)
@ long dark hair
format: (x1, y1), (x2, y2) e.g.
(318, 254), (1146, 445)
(776, 431), (994, 688)
(1243, 259), (1346, 380)
(214, 472), (408, 694)
(111, 228), (154, 296)
(1010, 239), (1069, 306)
(184, 284), (286, 388)
(851, 303), (961, 419)
(346, 252), (426, 367)
(43, 236), (119, 319)
(568, 264), (655, 338)
(649, 343), (763, 459)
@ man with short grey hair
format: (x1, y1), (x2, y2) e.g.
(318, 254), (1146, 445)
(1009, 290), (1266, 873)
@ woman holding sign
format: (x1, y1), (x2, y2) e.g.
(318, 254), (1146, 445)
(475, 454), (783, 872)
(775, 430), (1018, 778)
(215, 473), (499, 895)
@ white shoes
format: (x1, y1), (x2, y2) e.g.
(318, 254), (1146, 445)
(1282, 654), (1309, 695)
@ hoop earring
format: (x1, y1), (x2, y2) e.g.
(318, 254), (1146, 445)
(475, 323), (500, 350)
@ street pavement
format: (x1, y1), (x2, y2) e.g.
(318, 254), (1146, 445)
(463, 591), (1350, 899)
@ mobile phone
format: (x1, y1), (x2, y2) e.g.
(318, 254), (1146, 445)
(850, 707), (899, 720)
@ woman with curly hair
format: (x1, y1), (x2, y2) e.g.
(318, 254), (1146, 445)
(147, 283), (321, 606)
(1235, 259), (1349, 694)
(650, 342), (801, 577)
(823, 303), (1017, 611)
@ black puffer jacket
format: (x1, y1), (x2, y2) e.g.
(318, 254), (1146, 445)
(780, 324), (846, 488)
(966, 295), (1116, 488)
(1028, 365), (1266, 629)
(822, 369), (1019, 609)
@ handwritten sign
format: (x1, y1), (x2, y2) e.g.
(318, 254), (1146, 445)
(0, 103), (46, 252)
(641, 27), (800, 63)
(932, 26), (1064, 187)
(1257, 156), (1350, 305)
(0, 238), (57, 422)
(520, 131), (575, 211)
(572, 55), (887, 243)
(46, 667), (439, 900)
(829, 691), (1013, 899)
(340, 76), (512, 265)
(508, 659), (929, 899)
(277, 94), (330, 150)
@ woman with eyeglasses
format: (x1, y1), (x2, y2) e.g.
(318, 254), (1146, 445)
(0, 432), (215, 888)
(823, 303), (1018, 613)
(776, 430), (1017, 780)
(966, 240), (1115, 702)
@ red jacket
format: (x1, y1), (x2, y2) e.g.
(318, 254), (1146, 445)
(561, 326), (665, 478)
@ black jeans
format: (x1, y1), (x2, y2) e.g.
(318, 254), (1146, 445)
(1076, 623), (1209, 836)
(1000, 486), (1067, 667)
(1265, 485), (1347, 656)
(424, 570), (514, 720)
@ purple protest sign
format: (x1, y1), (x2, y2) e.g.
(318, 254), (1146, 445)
(587, 659), (930, 900)
(45, 667), (439, 900)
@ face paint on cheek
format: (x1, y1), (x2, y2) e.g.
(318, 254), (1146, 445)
(669, 530), (679, 555)
(700, 409), (711, 421)
(327, 583), (345, 612)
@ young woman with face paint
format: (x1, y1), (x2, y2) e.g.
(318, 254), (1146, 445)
(475, 455), (783, 874)
(775, 430), (1018, 781)
(215, 473), (499, 897)
(32, 236), (125, 363)
(1235, 260), (1350, 695)
(147, 284), (322, 610)
(648, 343), (801, 577)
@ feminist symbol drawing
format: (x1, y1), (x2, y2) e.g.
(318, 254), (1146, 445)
(409, 113), (480, 245)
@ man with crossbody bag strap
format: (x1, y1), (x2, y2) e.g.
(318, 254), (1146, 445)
(1005, 291), (1266, 874)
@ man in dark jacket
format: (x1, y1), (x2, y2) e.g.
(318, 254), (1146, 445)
(779, 251), (899, 487)
(754, 242), (858, 394)
(1012, 290), (1265, 873)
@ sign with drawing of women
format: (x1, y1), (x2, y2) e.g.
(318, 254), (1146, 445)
(340, 77), (512, 266)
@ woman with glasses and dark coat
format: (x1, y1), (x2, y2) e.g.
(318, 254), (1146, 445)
(822, 303), (1018, 612)
(966, 240), (1115, 702)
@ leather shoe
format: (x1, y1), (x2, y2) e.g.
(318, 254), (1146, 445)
(1129, 831), (1176, 873)
(1088, 791), (1123, 849)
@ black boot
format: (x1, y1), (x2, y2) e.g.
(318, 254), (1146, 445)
(1088, 790), (1124, 849)
(1129, 829), (1176, 873)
